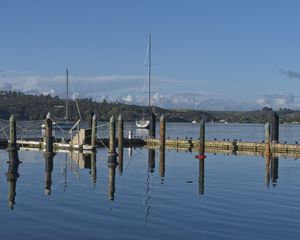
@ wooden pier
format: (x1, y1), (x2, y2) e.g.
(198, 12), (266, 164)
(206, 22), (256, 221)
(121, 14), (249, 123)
(1, 112), (300, 157)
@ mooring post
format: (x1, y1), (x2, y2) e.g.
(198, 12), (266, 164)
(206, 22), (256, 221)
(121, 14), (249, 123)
(44, 113), (53, 154)
(159, 115), (166, 149)
(199, 119), (206, 157)
(108, 115), (117, 157)
(149, 112), (156, 138)
(271, 112), (279, 143)
(265, 122), (271, 156)
(91, 113), (97, 149)
(8, 114), (17, 151)
(118, 115), (123, 170)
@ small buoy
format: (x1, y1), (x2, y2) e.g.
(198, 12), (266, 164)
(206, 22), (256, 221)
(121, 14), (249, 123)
(194, 154), (206, 159)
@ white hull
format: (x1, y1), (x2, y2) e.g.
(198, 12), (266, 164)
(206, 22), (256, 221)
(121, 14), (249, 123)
(136, 119), (150, 129)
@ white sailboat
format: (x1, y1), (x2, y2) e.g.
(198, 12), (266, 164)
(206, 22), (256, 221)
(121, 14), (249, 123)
(136, 35), (152, 129)
(42, 69), (78, 131)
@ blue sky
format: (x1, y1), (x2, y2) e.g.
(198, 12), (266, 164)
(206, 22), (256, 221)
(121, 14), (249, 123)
(1, 0), (300, 110)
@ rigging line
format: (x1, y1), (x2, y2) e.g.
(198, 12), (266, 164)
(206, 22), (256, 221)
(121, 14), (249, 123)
(50, 118), (68, 133)
(68, 76), (82, 120)
(0, 122), (9, 140)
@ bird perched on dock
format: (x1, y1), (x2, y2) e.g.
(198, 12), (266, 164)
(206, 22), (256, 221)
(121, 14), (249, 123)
(214, 138), (217, 141)
(262, 140), (265, 143)
(185, 137), (188, 140)
(284, 141), (287, 144)
(295, 141), (298, 144)
(189, 137), (193, 140)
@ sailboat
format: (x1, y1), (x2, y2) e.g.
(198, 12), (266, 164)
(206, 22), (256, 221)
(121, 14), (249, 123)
(136, 35), (152, 129)
(42, 69), (77, 131)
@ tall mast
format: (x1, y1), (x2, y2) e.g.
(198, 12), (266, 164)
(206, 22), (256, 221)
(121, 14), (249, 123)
(65, 68), (69, 122)
(148, 34), (151, 110)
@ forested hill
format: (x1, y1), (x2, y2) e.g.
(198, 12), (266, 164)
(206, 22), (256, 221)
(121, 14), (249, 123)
(0, 91), (299, 123)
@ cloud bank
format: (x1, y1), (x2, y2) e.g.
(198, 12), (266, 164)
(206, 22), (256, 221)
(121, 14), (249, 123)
(0, 70), (299, 111)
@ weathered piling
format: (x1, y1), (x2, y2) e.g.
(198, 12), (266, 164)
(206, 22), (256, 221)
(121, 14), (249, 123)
(44, 153), (54, 195)
(6, 149), (20, 209)
(91, 114), (97, 149)
(118, 114), (124, 174)
(265, 122), (271, 156)
(108, 116), (116, 157)
(8, 114), (17, 150)
(159, 115), (166, 149)
(149, 112), (156, 138)
(271, 112), (279, 143)
(199, 120), (205, 157)
(44, 113), (53, 155)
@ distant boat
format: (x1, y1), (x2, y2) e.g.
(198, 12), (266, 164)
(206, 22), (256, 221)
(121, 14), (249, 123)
(192, 120), (197, 124)
(42, 69), (78, 131)
(136, 35), (152, 129)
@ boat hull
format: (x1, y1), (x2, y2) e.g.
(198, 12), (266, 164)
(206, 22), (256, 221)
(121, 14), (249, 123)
(136, 120), (150, 129)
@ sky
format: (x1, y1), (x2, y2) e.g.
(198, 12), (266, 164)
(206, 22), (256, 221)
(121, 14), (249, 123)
(1, 0), (300, 110)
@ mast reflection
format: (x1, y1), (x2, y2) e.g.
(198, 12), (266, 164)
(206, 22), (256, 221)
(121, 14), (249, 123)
(6, 149), (20, 209)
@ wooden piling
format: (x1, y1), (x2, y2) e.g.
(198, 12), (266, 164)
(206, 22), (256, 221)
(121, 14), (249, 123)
(149, 112), (156, 138)
(118, 114), (124, 174)
(108, 116), (116, 157)
(265, 122), (271, 156)
(159, 115), (166, 149)
(199, 120), (205, 157)
(271, 112), (279, 143)
(8, 114), (17, 150)
(44, 113), (53, 154)
(91, 114), (97, 149)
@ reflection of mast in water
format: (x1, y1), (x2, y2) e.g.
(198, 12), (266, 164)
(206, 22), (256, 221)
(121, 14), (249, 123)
(108, 156), (117, 201)
(199, 158), (205, 195)
(44, 153), (54, 195)
(6, 150), (20, 209)
(144, 149), (156, 224)
(63, 154), (68, 192)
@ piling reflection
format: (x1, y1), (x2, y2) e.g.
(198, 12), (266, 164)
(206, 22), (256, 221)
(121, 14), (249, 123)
(199, 158), (205, 195)
(90, 152), (97, 186)
(159, 148), (165, 180)
(148, 149), (155, 173)
(108, 156), (117, 201)
(118, 144), (123, 175)
(44, 153), (54, 195)
(265, 155), (279, 188)
(6, 150), (20, 209)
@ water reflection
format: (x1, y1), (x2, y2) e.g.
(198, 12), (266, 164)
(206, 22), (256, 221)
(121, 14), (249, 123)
(265, 155), (279, 188)
(6, 150), (20, 209)
(90, 152), (97, 186)
(108, 156), (117, 201)
(199, 158), (205, 195)
(159, 148), (165, 180)
(148, 149), (155, 173)
(118, 144), (123, 175)
(44, 153), (54, 195)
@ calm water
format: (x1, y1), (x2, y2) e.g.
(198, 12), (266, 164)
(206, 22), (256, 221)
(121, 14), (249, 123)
(0, 123), (300, 239)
